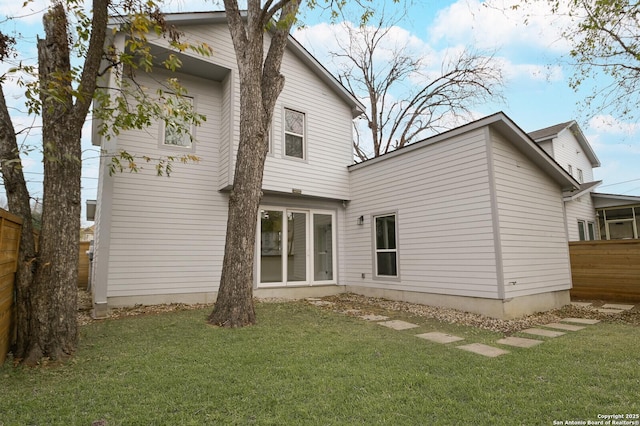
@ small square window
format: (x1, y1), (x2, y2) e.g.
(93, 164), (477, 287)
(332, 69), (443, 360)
(284, 108), (305, 159)
(162, 95), (194, 149)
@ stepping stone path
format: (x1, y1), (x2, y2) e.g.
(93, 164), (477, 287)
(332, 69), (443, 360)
(311, 299), (633, 358)
(416, 332), (464, 344)
(360, 314), (389, 321)
(378, 320), (420, 330)
(543, 322), (585, 331)
(457, 343), (509, 358)
(497, 336), (543, 348)
(521, 328), (566, 338)
(562, 318), (601, 325)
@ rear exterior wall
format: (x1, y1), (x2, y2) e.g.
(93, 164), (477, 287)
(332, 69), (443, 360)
(490, 129), (572, 299)
(346, 128), (501, 299)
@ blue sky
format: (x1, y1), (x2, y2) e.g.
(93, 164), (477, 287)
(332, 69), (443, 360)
(1, 0), (640, 225)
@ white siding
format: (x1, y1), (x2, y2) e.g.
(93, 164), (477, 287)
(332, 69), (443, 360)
(551, 128), (595, 182)
(490, 129), (572, 299)
(180, 24), (353, 199)
(565, 196), (598, 241)
(99, 71), (228, 298)
(347, 128), (500, 298)
(261, 47), (353, 200)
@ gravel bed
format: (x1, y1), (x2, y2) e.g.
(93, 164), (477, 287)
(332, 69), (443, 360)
(77, 290), (639, 332)
(316, 293), (640, 334)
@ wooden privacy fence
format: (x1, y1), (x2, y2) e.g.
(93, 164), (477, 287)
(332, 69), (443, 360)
(569, 240), (640, 302)
(78, 241), (91, 289)
(0, 209), (22, 365)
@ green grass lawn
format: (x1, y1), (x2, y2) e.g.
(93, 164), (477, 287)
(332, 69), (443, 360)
(1, 301), (639, 425)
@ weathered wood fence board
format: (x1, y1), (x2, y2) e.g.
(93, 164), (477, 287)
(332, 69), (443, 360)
(78, 241), (91, 289)
(0, 209), (23, 365)
(569, 240), (640, 302)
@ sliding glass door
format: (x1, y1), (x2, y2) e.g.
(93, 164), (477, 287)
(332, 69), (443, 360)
(259, 208), (335, 287)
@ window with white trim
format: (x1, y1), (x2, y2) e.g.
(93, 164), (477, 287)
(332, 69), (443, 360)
(587, 221), (596, 240)
(577, 168), (584, 183)
(578, 220), (586, 241)
(374, 214), (398, 277)
(284, 108), (305, 159)
(162, 95), (194, 149)
(568, 164), (573, 176)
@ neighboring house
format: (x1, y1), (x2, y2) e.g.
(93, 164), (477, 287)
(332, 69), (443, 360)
(528, 121), (640, 241)
(592, 193), (640, 239)
(80, 225), (95, 242)
(528, 121), (602, 241)
(90, 12), (581, 319)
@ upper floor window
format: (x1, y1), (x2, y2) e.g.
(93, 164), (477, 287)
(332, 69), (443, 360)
(568, 164), (573, 176)
(374, 214), (398, 277)
(284, 108), (305, 159)
(162, 95), (194, 149)
(577, 168), (584, 183)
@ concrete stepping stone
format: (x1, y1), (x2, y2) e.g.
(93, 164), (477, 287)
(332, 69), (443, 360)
(543, 322), (585, 331)
(308, 300), (334, 307)
(497, 336), (543, 348)
(415, 332), (464, 344)
(457, 343), (509, 358)
(596, 308), (624, 314)
(571, 301), (593, 308)
(602, 303), (634, 310)
(561, 318), (600, 325)
(360, 314), (389, 321)
(378, 320), (419, 330)
(521, 328), (565, 338)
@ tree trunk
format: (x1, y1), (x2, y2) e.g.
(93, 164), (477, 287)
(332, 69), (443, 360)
(1, 0), (106, 364)
(12, 4), (82, 364)
(0, 87), (37, 361)
(208, 1), (296, 327)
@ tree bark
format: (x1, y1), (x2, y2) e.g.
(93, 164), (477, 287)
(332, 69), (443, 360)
(0, 0), (108, 365)
(208, 0), (299, 327)
(0, 87), (37, 362)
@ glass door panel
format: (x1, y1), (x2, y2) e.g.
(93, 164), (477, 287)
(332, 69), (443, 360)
(313, 213), (333, 281)
(260, 210), (283, 283)
(287, 212), (307, 282)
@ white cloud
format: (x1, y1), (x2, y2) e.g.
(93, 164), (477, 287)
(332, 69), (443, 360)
(588, 115), (640, 136)
(429, 0), (573, 53)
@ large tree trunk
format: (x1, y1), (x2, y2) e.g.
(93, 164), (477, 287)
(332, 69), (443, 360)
(0, 87), (38, 361)
(18, 4), (82, 364)
(0, 0), (108, 365)
(208, 0), (298, 327)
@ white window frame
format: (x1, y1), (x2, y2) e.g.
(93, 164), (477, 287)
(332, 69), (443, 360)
(373, 213), (399, 279)
(159, 94), (196, 152)
(256, 206), (337, 288)
(283, 108), (306, 160)
(577, 220), (586, 241)
(568, 164), (573, 176)
(577, 168), (584, 183)
(587, 221), (596, 240)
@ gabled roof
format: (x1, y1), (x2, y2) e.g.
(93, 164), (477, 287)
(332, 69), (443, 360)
(350, 112), (580, 192)
(108, 11), (366, 117)
(528, 120), (601, 168)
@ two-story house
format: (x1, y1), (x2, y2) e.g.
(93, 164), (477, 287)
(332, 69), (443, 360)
(90, 12), (582, 319)
(528, 121), (640, 240)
